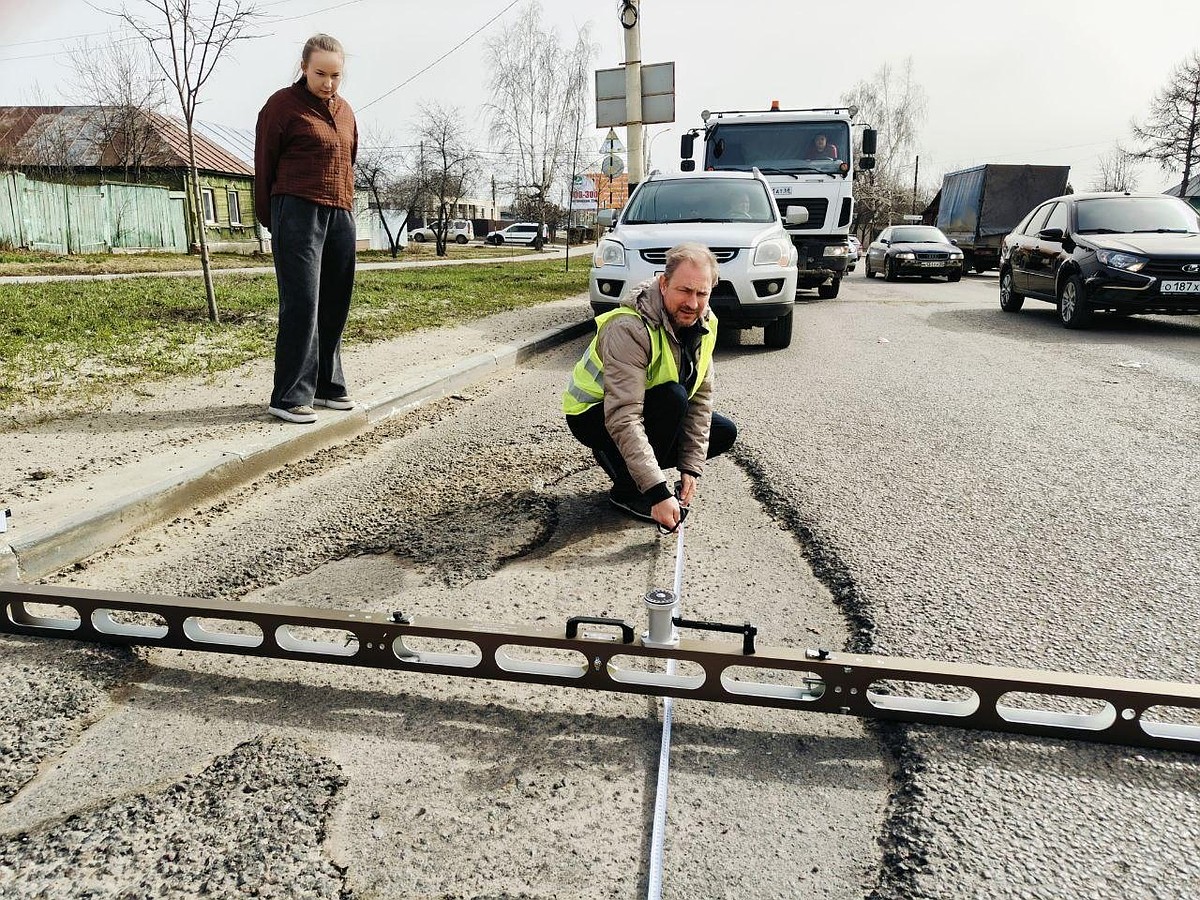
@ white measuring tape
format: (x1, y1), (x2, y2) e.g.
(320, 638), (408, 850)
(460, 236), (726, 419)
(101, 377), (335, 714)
(645, 511), (687, 900)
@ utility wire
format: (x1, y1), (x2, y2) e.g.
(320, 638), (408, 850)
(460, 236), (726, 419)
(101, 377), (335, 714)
(358, 0), (520, 112)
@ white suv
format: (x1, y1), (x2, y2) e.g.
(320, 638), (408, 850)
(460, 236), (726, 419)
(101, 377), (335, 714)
(485, 222), (548, 246)
(590, 170), (802, 348)
(411, 219), (472, 244)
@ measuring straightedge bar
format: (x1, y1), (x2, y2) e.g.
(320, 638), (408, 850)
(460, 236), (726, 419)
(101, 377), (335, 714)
(2, 583), (1198, 755)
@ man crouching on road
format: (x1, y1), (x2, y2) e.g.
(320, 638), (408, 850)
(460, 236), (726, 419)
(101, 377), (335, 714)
(562, 242), (738, 531)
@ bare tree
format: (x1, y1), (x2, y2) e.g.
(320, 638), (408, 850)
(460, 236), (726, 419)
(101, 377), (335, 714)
(1129, 51), (1200, 203)
(1091, 144), (1140, 192)
(416, 104), (479, 257)
(69, 37), (167, 182)
(354, 133), (405, 258)
(111, 0), (259, 324)
(486, 0), (594, 249)
(842, 58), (928, 236)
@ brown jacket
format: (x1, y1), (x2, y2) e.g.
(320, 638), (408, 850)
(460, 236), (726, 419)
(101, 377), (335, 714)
(254, 80), (358, 230)
(598, 279), (716, 493)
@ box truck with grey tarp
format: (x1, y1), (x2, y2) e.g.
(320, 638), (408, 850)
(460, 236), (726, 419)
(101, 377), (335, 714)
(936, 164), (1070, 273)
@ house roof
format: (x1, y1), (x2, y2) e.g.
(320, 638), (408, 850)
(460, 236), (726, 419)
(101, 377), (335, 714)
(0, 105), (253, 177)
(1164, 174), (1200, 199)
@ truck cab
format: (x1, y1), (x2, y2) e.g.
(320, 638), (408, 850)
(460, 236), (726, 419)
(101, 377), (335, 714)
(682, 105), (876, 299)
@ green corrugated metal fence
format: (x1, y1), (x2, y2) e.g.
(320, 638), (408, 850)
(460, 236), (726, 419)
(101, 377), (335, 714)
(0, 172), (187, 254)
(0, 173), (24, 248)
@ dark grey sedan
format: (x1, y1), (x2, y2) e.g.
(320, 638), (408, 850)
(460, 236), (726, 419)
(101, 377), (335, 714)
(864, 225), (965, 282)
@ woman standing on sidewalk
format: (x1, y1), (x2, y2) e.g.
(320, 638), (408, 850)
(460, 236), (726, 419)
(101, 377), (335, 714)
(255, 34), (358, 424)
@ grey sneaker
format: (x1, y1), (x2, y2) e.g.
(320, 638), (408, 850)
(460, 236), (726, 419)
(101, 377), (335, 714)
(313, 396), (355, 410)
(268, 405), (317, 424)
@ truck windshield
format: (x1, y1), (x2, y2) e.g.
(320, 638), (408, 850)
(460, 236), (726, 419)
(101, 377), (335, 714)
(704, 121), (851, 174)
(623, 179), (775, 225)
(1075, 197), (1200, 234)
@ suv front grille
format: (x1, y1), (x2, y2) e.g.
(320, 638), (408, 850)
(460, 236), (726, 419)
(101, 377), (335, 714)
(775, 198), (828, 230)
(640, 247), (739, 265)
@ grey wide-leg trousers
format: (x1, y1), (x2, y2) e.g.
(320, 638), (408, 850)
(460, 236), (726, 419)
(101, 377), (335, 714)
(269, 194), (356, 409)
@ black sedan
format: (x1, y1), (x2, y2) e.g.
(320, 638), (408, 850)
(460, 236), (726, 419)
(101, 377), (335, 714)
(864, 225), (965, 282)
(999, 192), (1200, 328)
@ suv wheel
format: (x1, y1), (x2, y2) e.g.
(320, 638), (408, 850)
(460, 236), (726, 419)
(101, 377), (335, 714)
(764, 310), (794, 349)
(817, 278), (841, 299)
(999, 269), (1024, 312)
(456, 235), (468, 244)
(1057, 273), (1092, 328)
(413, 232), (426, 242)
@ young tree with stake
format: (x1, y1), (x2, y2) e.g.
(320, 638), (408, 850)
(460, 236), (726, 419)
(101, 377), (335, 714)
(112, 0), (259, 324)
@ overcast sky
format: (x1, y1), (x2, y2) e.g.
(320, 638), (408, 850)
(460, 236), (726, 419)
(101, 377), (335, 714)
(2, 0), (1199, 197)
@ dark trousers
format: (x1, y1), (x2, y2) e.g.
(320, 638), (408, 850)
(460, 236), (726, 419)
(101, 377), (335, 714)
(270, 194), (356, 409)
(566, 382), (738, 494)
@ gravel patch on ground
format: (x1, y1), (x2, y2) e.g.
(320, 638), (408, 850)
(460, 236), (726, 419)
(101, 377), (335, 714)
(0, 736), (348, 900)
(0, 641), (143, 805)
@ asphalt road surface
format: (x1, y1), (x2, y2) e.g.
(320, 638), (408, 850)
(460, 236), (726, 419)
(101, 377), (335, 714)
(2, 268), (1198, 899)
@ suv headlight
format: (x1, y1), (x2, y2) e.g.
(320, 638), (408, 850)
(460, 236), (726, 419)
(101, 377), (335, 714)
(753, 237), (790, 266)
(1096, 249), (1148, 272)
(593, 239), (627, 268)
(823, 244), (848, 257)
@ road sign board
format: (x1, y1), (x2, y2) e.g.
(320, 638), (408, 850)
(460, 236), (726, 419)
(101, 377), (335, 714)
(600, 128), (625, 154)
(600, 155), (625, 178)
(595, 61), (676, 128)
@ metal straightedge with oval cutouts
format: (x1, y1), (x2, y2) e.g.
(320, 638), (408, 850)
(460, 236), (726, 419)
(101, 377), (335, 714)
(2, 582), (1198, 755)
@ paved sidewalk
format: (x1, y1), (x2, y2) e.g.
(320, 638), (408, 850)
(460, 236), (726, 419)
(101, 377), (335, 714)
(0, 244), (593, 284)
(1, 295), (594, 582)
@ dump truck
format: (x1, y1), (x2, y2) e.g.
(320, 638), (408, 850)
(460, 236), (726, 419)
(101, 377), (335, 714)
(681, 103), (877, 299)
(936, 164), (1070, 273)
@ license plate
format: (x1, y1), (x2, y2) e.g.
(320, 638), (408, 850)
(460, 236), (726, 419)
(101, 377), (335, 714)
(920, 261), (943, 267)
(1161, 280), (1200, 294)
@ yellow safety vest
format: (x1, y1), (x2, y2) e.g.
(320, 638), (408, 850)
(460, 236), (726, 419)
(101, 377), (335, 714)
(562, 306), (718, 416)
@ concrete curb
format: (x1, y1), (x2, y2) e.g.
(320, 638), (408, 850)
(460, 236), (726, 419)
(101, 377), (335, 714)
(0, 245), (593, 285)
(5, 317), (593, 582)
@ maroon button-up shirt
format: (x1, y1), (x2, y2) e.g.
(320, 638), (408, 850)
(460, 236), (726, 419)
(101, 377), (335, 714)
(254, 80), (358, 230)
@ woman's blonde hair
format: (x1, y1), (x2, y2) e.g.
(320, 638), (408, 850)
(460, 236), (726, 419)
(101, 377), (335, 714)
(302, 33), (344, 64)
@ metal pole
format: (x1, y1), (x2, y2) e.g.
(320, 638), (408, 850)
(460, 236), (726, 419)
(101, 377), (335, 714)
(912, 155), (920, 216)
(623, 0), (644, 189)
